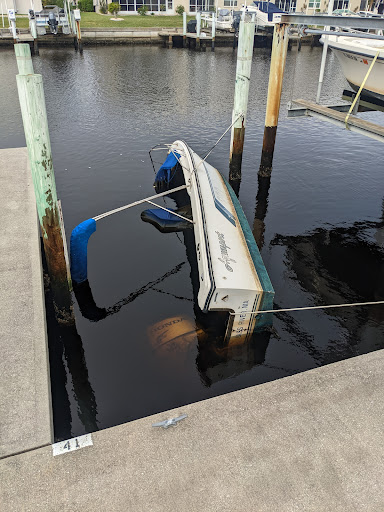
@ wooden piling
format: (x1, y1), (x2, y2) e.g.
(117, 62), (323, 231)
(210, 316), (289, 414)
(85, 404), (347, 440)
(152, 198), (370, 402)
(29, 18), (39, 56)
(229, 19), (255, 182)
(14, 44), (73, 324)
(196, 12), (201, 50)
(183, 11), (187, 48)
(211, 14), (215, 52)
(76, 20), (83, 54)
(259, 23), (289, 178)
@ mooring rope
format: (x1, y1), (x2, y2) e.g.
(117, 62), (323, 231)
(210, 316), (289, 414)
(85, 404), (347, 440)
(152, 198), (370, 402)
(203, 111), (245, 161)
(345, 49), (380, 129)
(230, 300), (384, 316)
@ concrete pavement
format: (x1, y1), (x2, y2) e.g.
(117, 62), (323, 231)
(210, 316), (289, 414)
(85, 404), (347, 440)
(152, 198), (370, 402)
(1, 348), (384, 511)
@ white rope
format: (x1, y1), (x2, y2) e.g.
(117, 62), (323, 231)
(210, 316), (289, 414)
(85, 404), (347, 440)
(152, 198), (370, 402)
(229, 300), (384, 316)
(145, 200), (194, 224)
(93, 185), (188, 222)
(203, 111), (245, 161)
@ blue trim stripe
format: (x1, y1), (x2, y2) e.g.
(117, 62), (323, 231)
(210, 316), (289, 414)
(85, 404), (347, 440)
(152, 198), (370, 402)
(329, 45), (384, 63)
(204, 164), (237, 227)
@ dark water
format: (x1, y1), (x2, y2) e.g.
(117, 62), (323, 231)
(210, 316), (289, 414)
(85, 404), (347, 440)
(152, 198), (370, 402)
(1, 45), (384, 440)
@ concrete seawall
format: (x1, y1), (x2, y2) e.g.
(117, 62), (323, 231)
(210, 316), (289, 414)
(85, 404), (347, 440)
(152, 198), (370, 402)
(0, 147), (53, 459)
(0, 28), (312, 47)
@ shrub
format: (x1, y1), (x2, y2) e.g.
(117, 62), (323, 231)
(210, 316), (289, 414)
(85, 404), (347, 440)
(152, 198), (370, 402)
(108, 2), (120, 16)
(99, 0), (108, 13)
(151, 11), (155, 14)
(137, 4), (148, 15)
(78, 0), (94, 11)
(175, 4), (184, 15)
(43, 0), (64, 6)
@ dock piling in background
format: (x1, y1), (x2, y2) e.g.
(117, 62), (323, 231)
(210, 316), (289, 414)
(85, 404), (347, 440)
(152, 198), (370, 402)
(259, 23), (289, 177)
(28, 12), (39, 56)
(229, 18), (256, 185)
(183, 11), (187, 48)
(316, 0), (335, 103)
(14, 44), (74, 324)
(196, 12), (201, 50)
(211, 14), (216, 52)
(76, 17), (83, 54)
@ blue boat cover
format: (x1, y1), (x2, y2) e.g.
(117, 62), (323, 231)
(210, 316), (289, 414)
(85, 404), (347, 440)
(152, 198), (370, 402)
(145, 208), (180, 221)
(252, 1), (284, 21)
(70, 218), (97, 284)
(155, 152), (180, 185)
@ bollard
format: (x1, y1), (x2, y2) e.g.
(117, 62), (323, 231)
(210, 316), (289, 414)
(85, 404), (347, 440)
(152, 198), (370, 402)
(258, 23), (289, 177)
(183, 11), (187, 48)
(229, 19), (255, 183)
(316, 0), (335, 103)
(211, 13), (215, 52)
(14, 44), (73, 324)
(196, 12), (201, 50)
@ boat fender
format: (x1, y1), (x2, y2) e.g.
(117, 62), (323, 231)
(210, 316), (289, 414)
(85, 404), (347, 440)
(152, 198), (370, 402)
(70, 218), (97, 284)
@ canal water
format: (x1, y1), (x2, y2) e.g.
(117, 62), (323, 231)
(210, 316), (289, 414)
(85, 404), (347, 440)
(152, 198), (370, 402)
(1, 44), (384, 440)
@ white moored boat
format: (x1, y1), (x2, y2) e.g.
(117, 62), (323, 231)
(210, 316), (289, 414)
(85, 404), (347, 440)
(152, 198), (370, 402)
(324, 33), (384, 100)
(240, 1), (285, 29)
(203, 9), (236, 32)
(148, 141), (275, 344)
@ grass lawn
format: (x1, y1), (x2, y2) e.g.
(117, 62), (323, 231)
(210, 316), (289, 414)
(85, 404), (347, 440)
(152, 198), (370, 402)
(12, 12), (193, 29)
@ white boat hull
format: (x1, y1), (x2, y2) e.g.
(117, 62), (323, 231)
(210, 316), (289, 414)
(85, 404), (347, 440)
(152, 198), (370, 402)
(169, 141), (274, 343)
(326, 35), (384, 100)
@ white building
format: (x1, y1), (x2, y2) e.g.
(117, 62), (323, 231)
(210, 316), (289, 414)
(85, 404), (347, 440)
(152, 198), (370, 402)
(102, 0), (367, 16)
(3, 0), (43, 15)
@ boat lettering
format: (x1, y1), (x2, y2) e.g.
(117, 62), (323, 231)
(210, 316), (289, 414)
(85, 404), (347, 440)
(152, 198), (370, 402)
(215, 231), (236, 272)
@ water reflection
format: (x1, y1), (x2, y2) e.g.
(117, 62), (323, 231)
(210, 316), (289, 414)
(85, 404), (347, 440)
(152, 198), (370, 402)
(43, 251), (99, 441)
(73, 262), (186, 322)
(253, 174), (272, 249)
(271, 218), (384, 361)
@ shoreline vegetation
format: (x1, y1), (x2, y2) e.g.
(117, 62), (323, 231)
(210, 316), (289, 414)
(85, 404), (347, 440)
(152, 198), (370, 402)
(8, 13), (194, 29)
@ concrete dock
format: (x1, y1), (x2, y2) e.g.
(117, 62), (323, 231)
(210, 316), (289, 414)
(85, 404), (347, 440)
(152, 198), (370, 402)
(0, 148), (52, 460)
(1, 148), (384, 511)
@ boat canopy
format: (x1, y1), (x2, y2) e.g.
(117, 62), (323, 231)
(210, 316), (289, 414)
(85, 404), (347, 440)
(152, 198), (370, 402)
(252, 1), (285, 21)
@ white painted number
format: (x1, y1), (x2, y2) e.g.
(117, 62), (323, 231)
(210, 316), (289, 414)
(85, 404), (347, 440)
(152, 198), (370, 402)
(52, 434), (93, 456)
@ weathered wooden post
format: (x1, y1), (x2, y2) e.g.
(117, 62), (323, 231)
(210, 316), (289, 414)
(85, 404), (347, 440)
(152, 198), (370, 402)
(15, 44), (73, 324)
(211, 13), (215, 52)
(29, 11), (39, 56)
(258, 23), (289, 177)
(229, 18), (255, 183)
(183, 11), (187, 48)
(316, 0), (334, 103)
(74, 9), (83, 54)
(196, 11), (201, 50)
